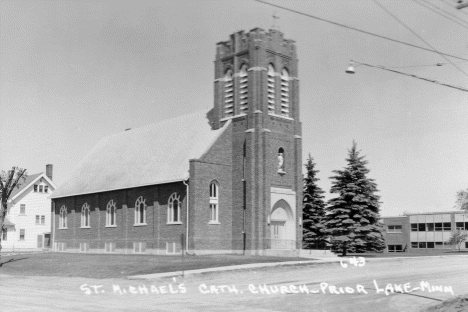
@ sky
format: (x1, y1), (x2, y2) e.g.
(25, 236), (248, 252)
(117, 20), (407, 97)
(1, 0), (467, 217)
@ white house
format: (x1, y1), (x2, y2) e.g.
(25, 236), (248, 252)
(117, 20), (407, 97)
(2, 165), (56, 252)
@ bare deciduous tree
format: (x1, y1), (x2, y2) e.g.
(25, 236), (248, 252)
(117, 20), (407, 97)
(0, 167), (28, 254)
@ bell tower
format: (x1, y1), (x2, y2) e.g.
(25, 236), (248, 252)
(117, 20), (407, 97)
(212, 28), (302, 254)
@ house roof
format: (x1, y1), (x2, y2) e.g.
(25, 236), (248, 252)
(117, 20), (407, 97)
(51, 110), (229, 199)
(9, 173), (42, 199)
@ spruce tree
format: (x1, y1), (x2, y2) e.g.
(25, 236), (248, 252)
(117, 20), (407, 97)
(302, 155), (327, 249)
(324, 142), (385, 256)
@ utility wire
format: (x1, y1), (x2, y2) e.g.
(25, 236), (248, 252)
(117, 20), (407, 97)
(352, 60), (468, 92)
(373, 0), (468, 78)
(422, 0), (468, 25)
(412, 0), (468, 29)
(252, 0), (468, 62)
(439, 0), (468, 17)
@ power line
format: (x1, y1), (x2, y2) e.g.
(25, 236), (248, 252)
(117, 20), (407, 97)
(351, 60), (468, 92)
(412, 0), (468, 30)
(373, 0), (468, 78)
(439, 0), (468, 17)
(423, 0), (468, 24)
(252, 0), (468, 62)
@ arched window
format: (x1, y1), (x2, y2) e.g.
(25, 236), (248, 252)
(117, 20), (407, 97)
(106, 200), (117, 226)
(81, 203), (90, 228)
(224, 69), (234, 117)
(267, 64), (276, 114)
(278, 147), (285, 173)
(59, 206), (67, 229)
(239, 64), (248, 114)
(209, 182), (219, 223)
(280, 68), (289, 116)
(168, 193), (181, 224)
(134, 196), (146, 225)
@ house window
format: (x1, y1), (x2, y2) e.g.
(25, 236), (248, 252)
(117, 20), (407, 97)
(411, 242), (418, 248)
(387, 225), (402, 233)
(35, 215), (45, 225)
(2, 229), (7, 241)
(418, 242), (426, 248)
(427, 242), (435, 248)
(239, 64), (248, 114)
(106, 200), (117, 227)
(168, 193), (181, 224)
(44, 186), (49, 193)
(209, 182), (219, 223)
(34, 185), (38, 192)
(57, 242), (66, 252)
(267, 64), (276, 114)
(81, 203), (90, 228)
(387, 245), (402, 252)
(19, 229), (25, 240)
(410, 223), (417, 231)
(59, 206), (67, 229)
(20, 204), (25, 215)
(456, 222), (464, 230)
(434, 223), (443, 231)
(39, 185), (43, 192)
(418, 223), (426, 231)
(134, 196), (146, 225)
(224, 69), (234, 117)
(280, 68), (289, 116)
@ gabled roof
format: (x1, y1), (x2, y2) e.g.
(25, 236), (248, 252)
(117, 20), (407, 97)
(52, 110), (229, 199)
(9, 173), (56, 201)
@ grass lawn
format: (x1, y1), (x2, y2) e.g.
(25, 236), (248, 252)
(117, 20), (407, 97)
(0, 252), (308, 279)
(345, 250), (468, 258)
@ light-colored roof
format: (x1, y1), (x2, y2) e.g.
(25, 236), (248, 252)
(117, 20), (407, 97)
(52, 110), (229, 199)
(9, 172), (56, 201)
(9, 173), (41, 198)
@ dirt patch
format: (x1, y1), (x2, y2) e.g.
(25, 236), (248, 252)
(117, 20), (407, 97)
(423, 295), (468, 312)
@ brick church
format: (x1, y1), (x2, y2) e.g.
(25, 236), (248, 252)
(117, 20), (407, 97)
(51, 28), (303, 255)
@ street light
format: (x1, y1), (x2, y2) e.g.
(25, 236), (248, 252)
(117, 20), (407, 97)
(344, 60), (468, 92)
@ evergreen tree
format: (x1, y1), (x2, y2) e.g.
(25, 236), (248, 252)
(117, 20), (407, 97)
(302, 155), (327, 249)
(324, 142), (385, 256)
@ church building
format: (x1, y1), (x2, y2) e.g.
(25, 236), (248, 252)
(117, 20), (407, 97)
(51, 28), (303, 255)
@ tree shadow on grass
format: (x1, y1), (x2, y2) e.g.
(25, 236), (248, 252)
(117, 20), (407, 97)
(0, 257), (29, 267)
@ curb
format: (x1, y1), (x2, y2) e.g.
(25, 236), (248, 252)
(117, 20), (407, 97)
(127, 254), (468, 280)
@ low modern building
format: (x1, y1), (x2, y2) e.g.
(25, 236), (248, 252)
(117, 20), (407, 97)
(2, 165), (56, 252)
(382, 211), (468, 252)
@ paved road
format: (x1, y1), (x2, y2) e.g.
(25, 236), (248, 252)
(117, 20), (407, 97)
(1, 255), (467, 311)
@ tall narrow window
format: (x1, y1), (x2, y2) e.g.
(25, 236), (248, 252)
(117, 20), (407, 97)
(20, 204), (25, 215)
(224, 69), (234, 117)
(209, 182), (219, 223)
(106, 200), (117, 226)
(280, 68), (290, 116)
(239, 64), (248, 114)
(19, 229), (25, 240)
(59, 206), (67, 228)
(267, 64), (276, 114)
(168, 193), (181, 224)
(134, 197), (146, 225)
(81, 203), (90, 228)
(2, 228), (7, 241)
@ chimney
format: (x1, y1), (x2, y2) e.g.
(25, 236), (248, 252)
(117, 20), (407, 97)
(46, 164), (53, 181)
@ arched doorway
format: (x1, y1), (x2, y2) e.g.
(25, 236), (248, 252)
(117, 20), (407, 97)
(270, 200), (294, 249)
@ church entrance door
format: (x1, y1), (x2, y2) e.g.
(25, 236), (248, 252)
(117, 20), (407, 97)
(271, 221), (286, 249)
